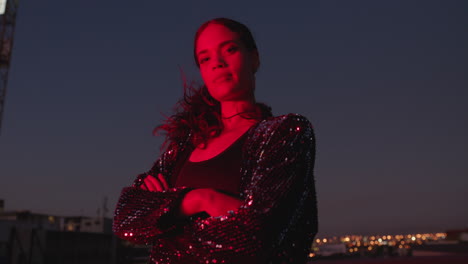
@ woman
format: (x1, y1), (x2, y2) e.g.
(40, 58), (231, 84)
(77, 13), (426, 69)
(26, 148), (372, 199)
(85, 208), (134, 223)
(113, 18), (318, 264)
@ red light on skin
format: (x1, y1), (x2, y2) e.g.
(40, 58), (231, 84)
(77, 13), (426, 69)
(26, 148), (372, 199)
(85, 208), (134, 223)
(190, 189), (244, 217)
(213, 73), (233, 84)
(195, 23), (258, 104)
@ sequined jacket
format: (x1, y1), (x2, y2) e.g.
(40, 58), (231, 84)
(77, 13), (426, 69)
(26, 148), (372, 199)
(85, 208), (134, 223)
(113, 113), (318, 264)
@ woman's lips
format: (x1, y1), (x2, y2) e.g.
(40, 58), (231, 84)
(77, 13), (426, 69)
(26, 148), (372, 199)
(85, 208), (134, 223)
(214, 74), (232, 83)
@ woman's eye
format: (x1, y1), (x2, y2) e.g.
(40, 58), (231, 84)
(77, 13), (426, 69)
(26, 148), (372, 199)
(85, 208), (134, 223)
(199, 57), (209, 64)
(227, 46), (238, 53)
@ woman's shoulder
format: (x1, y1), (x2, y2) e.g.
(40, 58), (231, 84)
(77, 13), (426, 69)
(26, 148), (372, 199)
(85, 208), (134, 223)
(244, 113), (315, 154)
(246, 113), (315, 146)
(257, 113), (314, 133)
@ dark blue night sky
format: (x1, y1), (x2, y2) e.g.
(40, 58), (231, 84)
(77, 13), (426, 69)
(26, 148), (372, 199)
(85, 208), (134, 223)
(0, 1), (467, 237)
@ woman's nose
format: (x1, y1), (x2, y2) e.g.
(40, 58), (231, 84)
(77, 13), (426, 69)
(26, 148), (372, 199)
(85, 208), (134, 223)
(212, 55), (227, 69)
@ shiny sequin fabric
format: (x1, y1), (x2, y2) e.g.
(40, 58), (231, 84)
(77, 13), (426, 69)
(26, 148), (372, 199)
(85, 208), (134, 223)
(113, 113), (318, 263)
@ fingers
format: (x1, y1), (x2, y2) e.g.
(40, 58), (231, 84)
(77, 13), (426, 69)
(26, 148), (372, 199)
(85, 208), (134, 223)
(158, 173), (169, 190)
(145, 175), (163, 192)
(141, 174), (169, 192)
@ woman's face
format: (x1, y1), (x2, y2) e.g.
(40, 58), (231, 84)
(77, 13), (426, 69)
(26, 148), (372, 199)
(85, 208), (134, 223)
(195, 23), (258, 103)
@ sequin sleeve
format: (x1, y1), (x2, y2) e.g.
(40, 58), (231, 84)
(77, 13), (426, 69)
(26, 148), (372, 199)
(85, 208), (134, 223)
(113, 148), (193, 245)
(181, 114), (317, 262)
(113, 186), (193, 245)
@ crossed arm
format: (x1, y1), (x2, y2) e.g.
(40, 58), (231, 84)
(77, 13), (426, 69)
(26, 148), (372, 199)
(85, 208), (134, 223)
(141, 173), (243, 217)
(114, 114), (316, 254)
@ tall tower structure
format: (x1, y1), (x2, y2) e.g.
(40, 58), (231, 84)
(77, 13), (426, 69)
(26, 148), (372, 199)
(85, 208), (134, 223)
(0, 0), (19, 134)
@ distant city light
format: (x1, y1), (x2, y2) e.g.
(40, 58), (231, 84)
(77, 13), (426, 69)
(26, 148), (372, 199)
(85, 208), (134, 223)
(0, 0), (6, 15)
(310, 231), (449, 259)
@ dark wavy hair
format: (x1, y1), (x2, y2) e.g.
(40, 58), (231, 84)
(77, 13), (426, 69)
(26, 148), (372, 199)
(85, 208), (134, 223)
(154, 18), (272, 151)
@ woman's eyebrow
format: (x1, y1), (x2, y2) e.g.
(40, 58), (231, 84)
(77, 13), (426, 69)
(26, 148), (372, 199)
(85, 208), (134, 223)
(197, 40), (238, 58)
(218, 40), (237, 48)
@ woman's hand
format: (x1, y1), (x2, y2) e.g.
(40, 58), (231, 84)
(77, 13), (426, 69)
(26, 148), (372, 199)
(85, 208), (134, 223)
(179, 189), (204, 217)
(202, 189), (243, 217)
(138, 175), (243, 217)
(140, 173), (169, 192)
(180, 188), (243, 217)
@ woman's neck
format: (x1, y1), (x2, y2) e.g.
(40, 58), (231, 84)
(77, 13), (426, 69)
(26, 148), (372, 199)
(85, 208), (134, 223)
(220, 99), (259, 132)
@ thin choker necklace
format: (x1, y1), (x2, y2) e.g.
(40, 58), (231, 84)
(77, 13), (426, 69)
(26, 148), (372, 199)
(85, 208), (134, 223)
(222, 110), (256, 119)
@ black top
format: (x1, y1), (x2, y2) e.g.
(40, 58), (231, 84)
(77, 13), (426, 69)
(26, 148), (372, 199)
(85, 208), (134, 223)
(172, 131), (249, 197)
